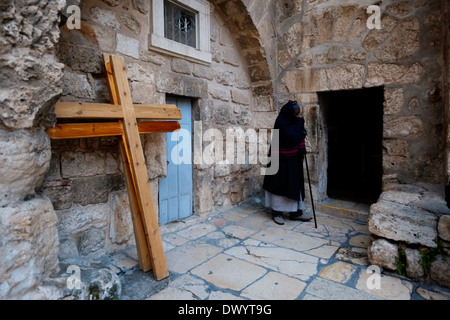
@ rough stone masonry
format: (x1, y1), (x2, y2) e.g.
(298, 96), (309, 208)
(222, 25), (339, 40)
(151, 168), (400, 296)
(0, 0), (449, 299)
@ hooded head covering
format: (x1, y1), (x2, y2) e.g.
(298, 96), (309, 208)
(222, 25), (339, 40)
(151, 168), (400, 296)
(279, 100), (300, 123)
(275, 100), (306, 149)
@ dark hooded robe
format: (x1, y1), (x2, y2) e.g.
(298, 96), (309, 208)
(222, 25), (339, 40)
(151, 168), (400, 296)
(263, 101), (306, 210)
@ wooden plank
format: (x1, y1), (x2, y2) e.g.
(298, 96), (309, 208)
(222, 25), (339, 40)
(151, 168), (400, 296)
(103, 55), (153, 273)
(119, 136), (153, 272)
(47, 121), (181, 140)
(55, 101), (182, 120)
(110, 54), (169, 280)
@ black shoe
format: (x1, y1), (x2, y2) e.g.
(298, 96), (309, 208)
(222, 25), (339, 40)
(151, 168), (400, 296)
(290, 210), (313, 221)
(272, 210), (285, 225)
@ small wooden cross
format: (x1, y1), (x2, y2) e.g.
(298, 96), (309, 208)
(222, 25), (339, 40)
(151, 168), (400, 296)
(47, 54), (181, 280)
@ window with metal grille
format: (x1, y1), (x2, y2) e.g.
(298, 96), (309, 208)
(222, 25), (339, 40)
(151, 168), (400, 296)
(164, 0), (197, 48)
(149, 0), (211, 64)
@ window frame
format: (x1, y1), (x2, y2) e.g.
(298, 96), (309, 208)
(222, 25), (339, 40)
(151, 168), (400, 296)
(150, 0), (211, 65)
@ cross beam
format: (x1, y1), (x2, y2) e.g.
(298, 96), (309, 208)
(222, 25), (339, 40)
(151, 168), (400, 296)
(46, 54), (179, 280)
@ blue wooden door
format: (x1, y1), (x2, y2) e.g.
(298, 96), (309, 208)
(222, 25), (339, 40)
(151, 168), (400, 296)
(159, 97), (193, 224)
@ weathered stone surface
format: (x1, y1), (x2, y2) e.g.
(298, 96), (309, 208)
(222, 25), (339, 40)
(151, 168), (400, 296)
(57, 204), (109, 240)
(368, 238), (398, 271)
(383, 116), (424, 138)
(380, 184), (450, 215)
(90, 6), (120, 30)
(108, 191), (133, 245)
(116, 33), (140, 59)
(191, 253), (267, 291)
(365, 63), (424, 86)
(226, 245), (319, 281)
(374, 17), (420, 62)
(368, 199), (438, 248)
(242, 271), (306, 300)
(384, 87), (405, 115)
(356, 271), (413, 300)
(0, 51), (64, 128)
(0, 199), (59, 299)
(438, 215), (450, 242)
(0, 129), (52, 207)
(405, 248), (425, 279)
(319, 262), (356, 283)
(430, 256), (450, 289)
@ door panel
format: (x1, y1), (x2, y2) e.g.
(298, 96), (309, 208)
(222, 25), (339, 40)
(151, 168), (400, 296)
(159, 97), (193, 224)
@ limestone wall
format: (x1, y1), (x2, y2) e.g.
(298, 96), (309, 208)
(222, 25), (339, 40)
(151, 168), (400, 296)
(0, 0), (66, 299)
(276, 0), (447, 197)
(273, 0), (450, 287)
(41, 0), (274, 262)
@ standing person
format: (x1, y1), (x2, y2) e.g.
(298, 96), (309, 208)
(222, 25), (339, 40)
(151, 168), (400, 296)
(263, 100), (313, 225)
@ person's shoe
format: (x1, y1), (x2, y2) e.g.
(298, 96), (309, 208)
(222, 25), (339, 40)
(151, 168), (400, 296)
(290, 210), (313, 222)
(272, 210), (285, 225)
(273, 214), (285, 225)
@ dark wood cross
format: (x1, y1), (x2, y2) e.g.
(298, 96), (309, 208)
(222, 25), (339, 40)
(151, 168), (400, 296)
(47, 54), (181, 280)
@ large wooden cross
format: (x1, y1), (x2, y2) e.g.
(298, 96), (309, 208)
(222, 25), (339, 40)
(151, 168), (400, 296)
(47, 54), (181, 280)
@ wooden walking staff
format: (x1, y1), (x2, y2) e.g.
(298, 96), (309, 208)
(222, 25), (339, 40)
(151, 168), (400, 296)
(47, 53), (182, 280)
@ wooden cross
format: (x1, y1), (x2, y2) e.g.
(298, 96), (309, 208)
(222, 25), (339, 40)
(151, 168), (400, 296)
(47, 54), (181, 280)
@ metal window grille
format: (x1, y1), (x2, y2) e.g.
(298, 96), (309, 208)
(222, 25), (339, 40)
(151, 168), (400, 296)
(164, 0), (197, 48)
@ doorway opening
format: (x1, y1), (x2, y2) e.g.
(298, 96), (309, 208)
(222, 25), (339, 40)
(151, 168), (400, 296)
(319, 87), (384, 204)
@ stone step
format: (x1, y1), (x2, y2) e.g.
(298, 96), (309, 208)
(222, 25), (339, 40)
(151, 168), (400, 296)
(316, 198), (370, 222)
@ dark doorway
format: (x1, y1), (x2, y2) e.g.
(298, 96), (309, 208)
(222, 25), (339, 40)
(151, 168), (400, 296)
(320, 87), (384, 204)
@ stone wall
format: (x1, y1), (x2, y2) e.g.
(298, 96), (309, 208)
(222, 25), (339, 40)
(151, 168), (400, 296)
(0, 0), (66, 299)
(274, 0), (450, 287)
(41, 0), (275, 264)
(276, 0), (447, 194)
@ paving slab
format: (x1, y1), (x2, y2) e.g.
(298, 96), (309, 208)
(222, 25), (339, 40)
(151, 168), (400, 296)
(241, 272), (307, 300)
(191, 253), (267, 291)
(225, 245), (319, 281)
(165, 242), (222, 274)
(305, 277), (381, 300)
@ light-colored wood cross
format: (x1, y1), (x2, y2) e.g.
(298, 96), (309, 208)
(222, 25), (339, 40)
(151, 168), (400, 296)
(47, 54), (181, 280)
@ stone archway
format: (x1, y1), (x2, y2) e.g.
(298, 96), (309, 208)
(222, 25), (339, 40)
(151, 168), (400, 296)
(210, 0), (274, 98)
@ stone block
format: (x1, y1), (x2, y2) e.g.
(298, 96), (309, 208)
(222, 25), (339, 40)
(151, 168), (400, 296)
(0, 129), (51, 207)
(119, 12), (142, 36)
(405, 248), (425, 279)
(365, 63), (424, 86)
(384, 87), (405, 115)
(368, 238), (399, 270)
(56, 203), (109, 238)
(191, 253), (267, 291)
(438, 215), (450, 242)
(62, 71), (95, 100)
(0, 198), (59, 299)
(368, 199), (438, 248)
(383, 116), (424, 138)
(89, 6), (120, 30)
(108, 191), (133, 245)
(116, 33), (140, 59)
(332, 5), (358, 42)
(61, 151), (106, 178)
(171, 58), (192, 75)
(430, 256), (450, 288)
(231, 89), (251, 106)
(380, 184), (450, 215)
(374, 17), (420, 62)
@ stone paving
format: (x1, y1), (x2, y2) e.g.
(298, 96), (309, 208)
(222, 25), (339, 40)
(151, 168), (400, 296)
(116, 201), (450, 300)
